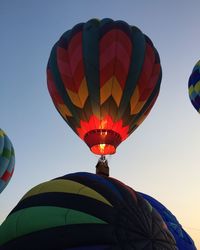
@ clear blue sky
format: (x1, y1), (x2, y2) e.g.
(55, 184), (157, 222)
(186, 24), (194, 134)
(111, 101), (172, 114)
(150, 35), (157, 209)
(1, 0), (200, 247)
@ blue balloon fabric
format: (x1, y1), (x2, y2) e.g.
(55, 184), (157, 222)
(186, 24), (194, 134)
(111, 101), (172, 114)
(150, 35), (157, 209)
(140, 193), (196, 250)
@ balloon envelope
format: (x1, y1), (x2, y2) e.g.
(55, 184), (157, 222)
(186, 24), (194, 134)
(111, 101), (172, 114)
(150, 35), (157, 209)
(0, 129), (15, 193)
(141, 193), (196, 249)
(47, 18), (162, 155)
(0, 172), (177, 249)
(188, 60), (200, 113)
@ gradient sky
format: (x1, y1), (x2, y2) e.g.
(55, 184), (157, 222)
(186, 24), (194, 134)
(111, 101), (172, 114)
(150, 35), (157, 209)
(1, 0), (200, 247)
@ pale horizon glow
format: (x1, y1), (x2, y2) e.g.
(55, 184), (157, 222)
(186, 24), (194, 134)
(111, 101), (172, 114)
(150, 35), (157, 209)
(0, 0), (200, 248)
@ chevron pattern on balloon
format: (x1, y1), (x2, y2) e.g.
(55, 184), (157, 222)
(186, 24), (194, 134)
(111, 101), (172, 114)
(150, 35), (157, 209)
(47, 69), (72, 118)
(130, 43), (160, 115)
(66, 77), (88, 108)
(57, 31), (88, 108)
(57, 32), (84, 91)
(100, 29), (132, 106)
(100, 76), (122, 106)
(47, 19), (162, 155)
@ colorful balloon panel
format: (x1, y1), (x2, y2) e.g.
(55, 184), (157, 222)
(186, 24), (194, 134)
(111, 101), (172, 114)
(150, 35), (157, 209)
(0, 172), (177, 249)
(47, 18), (162, 155)
(188, 60), (200, 112)
(141, 193), (196, 250)
(0, 129), (15, 193)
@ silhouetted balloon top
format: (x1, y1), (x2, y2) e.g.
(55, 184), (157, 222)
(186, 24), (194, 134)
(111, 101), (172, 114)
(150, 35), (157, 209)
(0, 129), (15, 193)
(188, 60), (200, 113)
(47, 18), (162, 155)
(0, 172), (177, 249)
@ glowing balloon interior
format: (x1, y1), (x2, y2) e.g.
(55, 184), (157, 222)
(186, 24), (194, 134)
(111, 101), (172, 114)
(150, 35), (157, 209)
(47, 18), (162, 155)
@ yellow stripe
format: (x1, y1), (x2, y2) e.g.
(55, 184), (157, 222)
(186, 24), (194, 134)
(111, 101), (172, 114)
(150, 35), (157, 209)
(194, 80), (200, 94)
(66, 77), (88, 108)
(21, 179), (112, 207)
(130, 86), (141, 115)
(100, 76), (122, 106)
(133, 101), (146, 114)
(100, 78), (112, 105)
(136, 112), (147, 126)
(196, 61), (200, 67)
(0, 130), (4, 137)
(78, 77), (88, 106)
(112, 79), (123, 106)
(58, 104), (72, 117)
(189, 85), (194, 96)
(130, 87), (147, 115)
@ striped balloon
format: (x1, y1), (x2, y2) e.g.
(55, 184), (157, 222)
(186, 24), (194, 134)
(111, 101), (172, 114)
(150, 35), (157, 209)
(0, 172), (177, 249)
(47, 18), (162, 155)
(140, 193), (196, 250)
(0, 129), (15, 193)
(188, 60), (200, 112)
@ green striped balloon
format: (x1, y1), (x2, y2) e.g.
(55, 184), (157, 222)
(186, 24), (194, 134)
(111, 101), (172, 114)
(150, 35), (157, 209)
(0, 172), (177, 249)
(0, 129), (15, 193)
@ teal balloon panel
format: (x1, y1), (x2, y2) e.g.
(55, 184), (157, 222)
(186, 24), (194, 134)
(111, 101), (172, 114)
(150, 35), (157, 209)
(0, 129), (15, 193)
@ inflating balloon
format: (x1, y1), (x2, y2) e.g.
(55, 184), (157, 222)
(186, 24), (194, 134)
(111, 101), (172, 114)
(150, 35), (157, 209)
(0, 129), (15, 193)
(188, 60), (200, 113)
(0, 172), (177, 249)
(141, 193), (196, 250)
(47, 18), (162, 155)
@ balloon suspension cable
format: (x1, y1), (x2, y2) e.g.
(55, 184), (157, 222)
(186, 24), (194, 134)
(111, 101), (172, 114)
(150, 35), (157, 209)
(96, 155), (109, 177)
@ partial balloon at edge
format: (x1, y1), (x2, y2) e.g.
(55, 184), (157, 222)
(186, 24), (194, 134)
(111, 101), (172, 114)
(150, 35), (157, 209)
(47, 18), (162, 155)
(0, 172), (177, 249)
(188, 60), (200, 113)
(0, 129), (15, 193)
(141, 193), (196, 250)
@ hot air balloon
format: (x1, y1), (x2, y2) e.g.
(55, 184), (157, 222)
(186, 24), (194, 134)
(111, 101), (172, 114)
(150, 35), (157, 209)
(0, 172), (177, 249)
(47, 18), (162, 156)
(0, 129), (15, 193)
(188, 60), (200, 113)
(140, 193), (196, 250)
